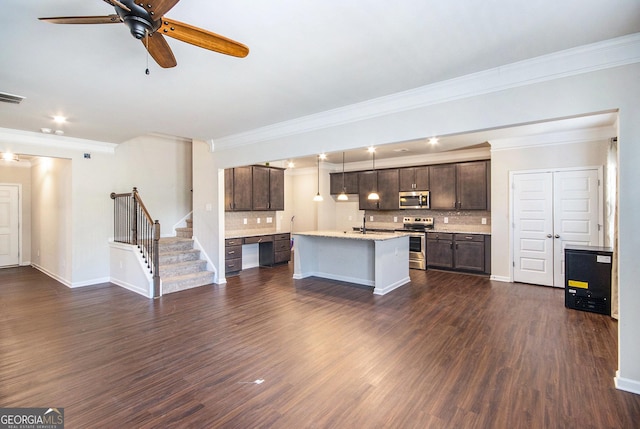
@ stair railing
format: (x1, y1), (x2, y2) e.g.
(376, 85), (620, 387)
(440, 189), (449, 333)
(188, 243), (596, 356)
(110, 187), (161, 297)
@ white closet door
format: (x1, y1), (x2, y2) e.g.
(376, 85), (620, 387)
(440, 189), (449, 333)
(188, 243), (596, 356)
(552, 170), (601, 287)
(0, 185), (20, 267)
(513, 173), (554, 286)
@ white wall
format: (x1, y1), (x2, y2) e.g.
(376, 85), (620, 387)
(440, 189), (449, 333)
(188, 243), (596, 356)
(31, 157), (72, 284)
(113, 135), (193, 232)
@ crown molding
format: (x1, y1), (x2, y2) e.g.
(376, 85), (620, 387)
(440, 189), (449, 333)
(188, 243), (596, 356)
(0, 127), (117, 154)
(489, 126), (616, 152)
(213, 33), (640, 151)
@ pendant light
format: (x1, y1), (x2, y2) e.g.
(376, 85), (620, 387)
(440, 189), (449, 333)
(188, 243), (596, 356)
(337, 152), (349, 201)
(313, 154), (323, 202)
(367, 147), (379, 200)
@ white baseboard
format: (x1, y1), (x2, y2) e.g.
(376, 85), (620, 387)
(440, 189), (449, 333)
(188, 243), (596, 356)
(490, 275), (511, 282)
(31, 263), (71, 287)
(615, 371), (640, 395)
(72, 277), (110, 288)
(110, 277), (152, 298)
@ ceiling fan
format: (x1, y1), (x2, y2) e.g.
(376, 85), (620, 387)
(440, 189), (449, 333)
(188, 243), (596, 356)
(38, 0), (249, 68)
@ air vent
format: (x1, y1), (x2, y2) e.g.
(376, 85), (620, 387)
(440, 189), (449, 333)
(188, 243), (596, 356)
(0, 92), (25, 105)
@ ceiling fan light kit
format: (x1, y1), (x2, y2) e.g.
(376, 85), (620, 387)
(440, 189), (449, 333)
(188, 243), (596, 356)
(39, 0), (249, 69)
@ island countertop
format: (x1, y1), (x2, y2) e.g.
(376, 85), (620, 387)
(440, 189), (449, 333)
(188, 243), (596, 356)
(292, 231), (410, 295)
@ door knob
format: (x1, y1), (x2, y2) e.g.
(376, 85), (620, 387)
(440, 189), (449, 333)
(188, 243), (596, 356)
(554, 234), (560, 239)
(547, 234), (552, 238)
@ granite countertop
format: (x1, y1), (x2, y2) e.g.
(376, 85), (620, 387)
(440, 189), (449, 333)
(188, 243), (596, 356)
(294, 230), (410, 241)
(351, 225), (491, 235)
(226, 230), (289, 239)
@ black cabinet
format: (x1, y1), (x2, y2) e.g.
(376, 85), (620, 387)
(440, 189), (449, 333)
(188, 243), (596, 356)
(399, 166), (429, 191)
(225, 165), (285, 212)
(330, 171), (359, 195)
(358, 169), (399, 210)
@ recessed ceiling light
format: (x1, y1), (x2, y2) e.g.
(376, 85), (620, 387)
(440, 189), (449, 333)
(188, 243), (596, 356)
(287, 161), (295, 168)
(367, 146), (376, 153)
(429, 137), (439, 145)
(319, 153), (327, 160)
(53, 115), (66, 124)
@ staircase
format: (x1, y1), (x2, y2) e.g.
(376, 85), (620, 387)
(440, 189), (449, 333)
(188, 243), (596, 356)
(159, 219), (215, 294)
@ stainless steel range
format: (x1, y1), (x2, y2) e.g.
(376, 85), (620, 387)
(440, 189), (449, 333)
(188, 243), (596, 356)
(395, 216), (433, 270)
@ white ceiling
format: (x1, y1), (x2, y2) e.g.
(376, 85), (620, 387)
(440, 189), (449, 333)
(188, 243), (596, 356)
(1, 1), (637, 165)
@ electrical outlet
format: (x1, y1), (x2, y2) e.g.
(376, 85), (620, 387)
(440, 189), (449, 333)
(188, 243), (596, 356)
(370, 216), (374, 221)
(205, 203), (212, 212)
(394, 216), (398, 222)
(481, 218), (487, 225)
(444, 217), (449, 224)
(266, 217), (273, 223)
(257, 218), (261, 224)
(243, 218), (247, 225)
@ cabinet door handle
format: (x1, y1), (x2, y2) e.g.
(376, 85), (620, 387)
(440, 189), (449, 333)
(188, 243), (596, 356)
(228, 250), (235, 254)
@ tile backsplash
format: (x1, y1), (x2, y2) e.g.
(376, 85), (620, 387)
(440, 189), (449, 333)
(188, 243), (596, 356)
(226, 211), (277, 236)
(362, 209), (491, 233)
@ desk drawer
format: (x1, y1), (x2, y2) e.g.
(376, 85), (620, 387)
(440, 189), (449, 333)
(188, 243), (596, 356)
(225, 238), (243, 246)
(225, 257), (242, 273)
(244, 235), (273, 244)
(225, 245), (242, 259)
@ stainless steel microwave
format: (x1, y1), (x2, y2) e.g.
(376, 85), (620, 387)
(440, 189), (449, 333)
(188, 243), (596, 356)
(399, 191), (430, 209)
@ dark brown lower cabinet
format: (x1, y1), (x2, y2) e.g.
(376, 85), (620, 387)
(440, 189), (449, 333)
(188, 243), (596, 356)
(427, 232), (490, 274)
(426, 233), (454, 269)
(225, 238), (243, 275)
(241, 233), (291, 269)
(453, 234), (485, 272)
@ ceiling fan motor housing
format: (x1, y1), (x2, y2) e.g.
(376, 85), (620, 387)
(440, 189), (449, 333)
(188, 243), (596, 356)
(116, 0), (160, 39)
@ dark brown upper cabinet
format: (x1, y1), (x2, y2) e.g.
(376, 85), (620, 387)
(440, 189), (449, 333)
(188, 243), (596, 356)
(358, 169), (399, 210)
(430, 161), (489, 210)
(399, 166), (429, 191)
(225, 165), (285, 212)
(330, 171), (359, 195)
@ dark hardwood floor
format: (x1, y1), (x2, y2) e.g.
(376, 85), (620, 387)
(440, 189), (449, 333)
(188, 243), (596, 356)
(1, 265), (638, 428)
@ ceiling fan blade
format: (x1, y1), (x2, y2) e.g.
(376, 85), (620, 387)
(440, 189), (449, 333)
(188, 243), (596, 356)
(145, 0), (181, 19)
(142, 33), (177, 68)
(159, 17), (249, 58)
(39, 15), (122, 25)
(102, 0), (131, 12)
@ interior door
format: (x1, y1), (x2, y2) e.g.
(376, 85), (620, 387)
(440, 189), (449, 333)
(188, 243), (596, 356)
(513, 172), (554, 286)
(552, 169), (601, 287)
(512, 169), (601, 287)
(0, 184), (20, 267)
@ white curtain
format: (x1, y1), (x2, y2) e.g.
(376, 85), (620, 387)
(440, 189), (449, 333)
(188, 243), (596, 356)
(606, 138), (618, 319)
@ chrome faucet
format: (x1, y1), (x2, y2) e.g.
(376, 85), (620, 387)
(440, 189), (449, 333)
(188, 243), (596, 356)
(362, 216), (366, 234)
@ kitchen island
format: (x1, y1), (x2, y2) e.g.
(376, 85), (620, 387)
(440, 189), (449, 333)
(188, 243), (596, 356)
(292, 231), (410, 295)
